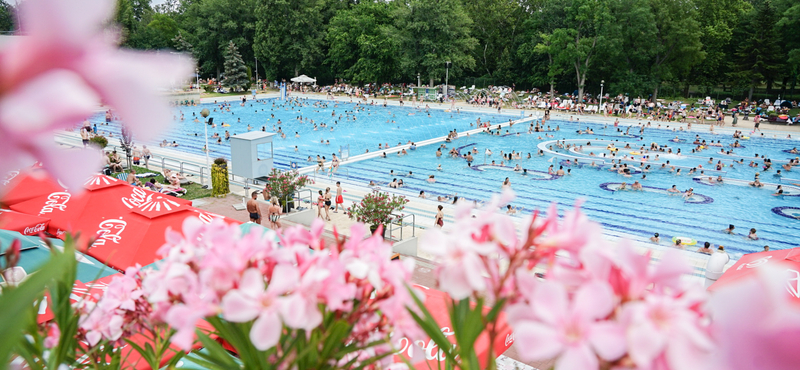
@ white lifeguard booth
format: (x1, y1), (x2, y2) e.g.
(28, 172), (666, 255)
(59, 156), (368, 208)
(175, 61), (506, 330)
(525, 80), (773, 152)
(229, 131), (276, 180)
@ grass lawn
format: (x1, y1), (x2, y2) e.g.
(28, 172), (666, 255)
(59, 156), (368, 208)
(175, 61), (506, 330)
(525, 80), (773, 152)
(129, 166), (212, 200)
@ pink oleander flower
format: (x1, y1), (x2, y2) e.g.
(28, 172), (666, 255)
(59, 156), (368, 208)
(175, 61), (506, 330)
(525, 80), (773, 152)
(620, 286), (713, 369)
(508, 280), (626, 370)
(77, 300), (124, 346)
(99, 266), (143, 312)
(43, 323), (60, 349)
(422, 228), (493, 300)
(709, 263), (800, 370)
(535, 201), (604, 257)
(221, 266), (298, 351)
(0, 0), (191, 190)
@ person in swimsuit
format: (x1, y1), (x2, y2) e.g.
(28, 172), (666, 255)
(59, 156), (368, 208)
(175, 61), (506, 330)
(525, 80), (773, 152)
(246, 191), (262, 224)
(268, 196), (282, 229)
(324, 187), (333, 218)
(334, 181), (344, 213)
(316, 190), (328, 220)
(435, 205), (444, 228)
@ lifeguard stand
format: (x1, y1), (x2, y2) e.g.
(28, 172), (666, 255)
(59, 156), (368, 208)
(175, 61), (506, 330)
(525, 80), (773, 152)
(229, 131), (276, 181)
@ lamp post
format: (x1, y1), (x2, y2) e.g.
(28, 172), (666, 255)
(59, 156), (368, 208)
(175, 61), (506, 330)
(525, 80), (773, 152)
(200, 108), (210, 173)
(417, 73), (421, 87)
(195, 68), (199, 90)
(445, 61), (451, 100)
(599, 80), (605, 114)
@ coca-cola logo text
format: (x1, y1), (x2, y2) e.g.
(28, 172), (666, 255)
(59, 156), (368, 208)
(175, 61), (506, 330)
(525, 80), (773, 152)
(121, 187), (151, 209)
(23, 223), (47, 235)
(504, 333), (514, 346)
(395, 326), (456, 362)
(92, 219), (127, 247)
(39, 192), (71, 215)
(2, 170), (19, 186)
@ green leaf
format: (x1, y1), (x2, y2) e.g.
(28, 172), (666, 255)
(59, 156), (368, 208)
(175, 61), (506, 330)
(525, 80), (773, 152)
(194, 330), (240, 369)
(0, 242), (72, 366)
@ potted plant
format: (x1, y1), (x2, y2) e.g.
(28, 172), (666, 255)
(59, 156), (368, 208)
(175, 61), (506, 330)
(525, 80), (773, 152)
(88, 135), (108, 149)
(262, 168), (309, 213)
(347, 190), (408, 237)
(211, 157), (230, 197)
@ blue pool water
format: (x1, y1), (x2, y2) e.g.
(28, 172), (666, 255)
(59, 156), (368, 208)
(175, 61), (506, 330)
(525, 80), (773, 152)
(90, 98), (511, 167)
(333, 120), (800, 257)
(91, 98), (799, 257)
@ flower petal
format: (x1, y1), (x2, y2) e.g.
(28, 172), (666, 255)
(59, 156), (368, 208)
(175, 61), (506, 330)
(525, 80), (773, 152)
(250, 310), (282, 351)
(512, 321), (563, 362)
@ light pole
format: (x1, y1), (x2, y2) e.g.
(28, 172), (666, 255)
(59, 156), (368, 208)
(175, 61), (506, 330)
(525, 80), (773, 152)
(445, 61), (451, 100)
(200, 108), (210, 173)
(417, 73), (421, 87)
(195, 67), (199, 90)
(599, 80), (605, 114)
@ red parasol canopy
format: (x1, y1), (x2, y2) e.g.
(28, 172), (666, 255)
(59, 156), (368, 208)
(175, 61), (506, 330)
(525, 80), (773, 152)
(0, 209), (50, 235)
(392, 285), (514, 369)
(1, 170), (67, 206)
(10, 174), (191, 239)
(709, 248), (800, 302)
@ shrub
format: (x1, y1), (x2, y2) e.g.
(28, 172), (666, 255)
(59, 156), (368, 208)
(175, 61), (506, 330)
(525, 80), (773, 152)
(89, 135), (108, 149)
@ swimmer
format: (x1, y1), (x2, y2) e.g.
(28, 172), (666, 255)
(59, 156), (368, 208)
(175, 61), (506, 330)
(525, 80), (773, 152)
(667, 185), (680, 194)
(650, 233), (660, 243)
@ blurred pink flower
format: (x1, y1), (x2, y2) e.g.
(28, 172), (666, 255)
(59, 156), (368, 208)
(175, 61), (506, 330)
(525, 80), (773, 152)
(0, 0), (191, 190)
(44, 323), (60, 349)
(165, 303), (207, 351)
(422, 228), (492, 300)
(536, 201), (603, 257)
(77, 300), (123, 346)
(508, 280), (626, 369)
(620, 288), (713, 369)
(99, 269), (143, 312)
(709, 263), (800, 370)
(221, 266), (297, 351)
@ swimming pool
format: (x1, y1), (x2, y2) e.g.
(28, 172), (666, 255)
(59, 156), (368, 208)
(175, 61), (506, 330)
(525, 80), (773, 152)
(91, 98), (798, 257)
(90, 97), (512, 168)
(332, 119), (800, 257)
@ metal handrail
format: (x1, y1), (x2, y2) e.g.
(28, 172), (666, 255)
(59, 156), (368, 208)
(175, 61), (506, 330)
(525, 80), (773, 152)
(387, 212), (416, 241)
(55, 134), (208, 184)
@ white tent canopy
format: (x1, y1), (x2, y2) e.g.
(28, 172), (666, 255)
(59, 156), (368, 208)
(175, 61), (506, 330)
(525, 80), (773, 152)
(290, 75), (316, 83)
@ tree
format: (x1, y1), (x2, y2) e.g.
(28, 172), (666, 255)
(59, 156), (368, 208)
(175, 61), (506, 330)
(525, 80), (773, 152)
(680, 0), (749, 93)
(0, 1), (14, 32)
(462, 0), (526, 80)
(539, 0), (613, 101)
(172, 32), (194, 56)
(729, 0), (785, 100)
(396, 0), (477, 86)
(776, 0), (800, 94)
(223, 41), (250, 91)
(326, 1), (400, 83)
(182, 0), (257, 78)
(519, 0), (568, 96)
(254, 0), (327, 79)
(610, 0), (704, 101)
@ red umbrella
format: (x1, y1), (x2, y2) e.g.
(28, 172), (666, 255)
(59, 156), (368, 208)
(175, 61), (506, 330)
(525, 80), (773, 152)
(1, 170), (66, 206)
(10, 174), (191, 238)
(74, 206), (198, 270)
(393, 285), (514, 368)
(709, 248), (800, 302)
(0, 209), (50, 235)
